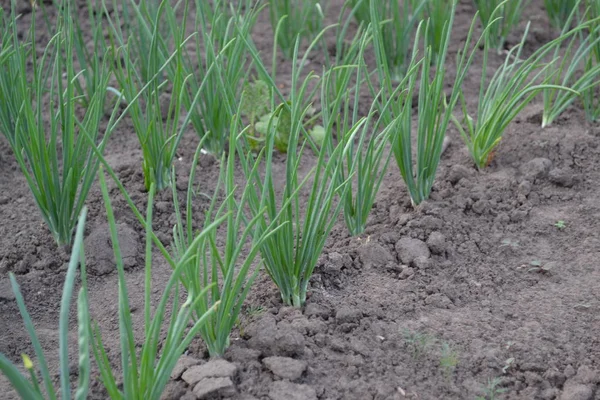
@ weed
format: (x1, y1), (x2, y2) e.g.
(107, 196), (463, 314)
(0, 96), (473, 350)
(555, 220), (566, 229)
(476, 377), (507, 400)
(439, 342), (459, 379)
(403, 330), (434, 359)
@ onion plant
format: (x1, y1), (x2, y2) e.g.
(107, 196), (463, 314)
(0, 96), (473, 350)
(543, 2), (600, 127)
(366, 0), (426, 80)
(544, 0), (579, 29)
(237, 34), (358, 307)
(171, 125), (282, 357)
(320, 26), (396, 235)
(422, 0), (455, 61)
(0, 6), (112, 245)
(473, 0), (526, 51)
(105, 0), (198, 191)
(183, 0), (261, 155)
(372, 2), (482, 205)
(583, 0), (600, 121)
(93, 172), (221, 400)
(451, 7), (582, 169)
(269, 0), (325, 58)
(0, 209), (90, 400)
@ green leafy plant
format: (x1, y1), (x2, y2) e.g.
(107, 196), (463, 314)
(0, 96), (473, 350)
(476, 377), (507, 400)
(237, 33), (358, 307)
(366, 0), (426, 81)
(372, 2), (481, 205)
(439, 342), (459, 379)
(0, 5), (113, 245)
(542, 1), (600, 127)
(92, 171), (222, 399)
(582, 0), (600, 121)
(403, 330), (434, 359)
(554, 220), (566, 229)
(269, 0), (325, 58)
(0, 209), (90, 400)
(544, 0), (579, 29)
(473, 0), (526, 51)
(451, 5), (582, 169)
(170, 123), (282, 357)
(104, 0), (199, 190)
(183, 0), (261, 155)
(422, 0), (455, 61)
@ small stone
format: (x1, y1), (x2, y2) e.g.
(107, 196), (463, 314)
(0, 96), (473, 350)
(275, 328), (305, 357)
(549, 168), (575, 187)
(447, 165), (473, 184)
(472, 199), (488, 214)
(268, 381), (317, 400)
(395, 238), (431, 265)
(559, 383), (593, 400)
(193, 377), (236, 399)
(263, 356), (308, 380)
(521, 158), (552, 180)
(171, 355), (201, 380)
(0, 279), (15, 301)
(358, 242), (394, 268)
(335, 306), (362, 324)
(182, 360), (237, 386)
(426, 232), (447, 255)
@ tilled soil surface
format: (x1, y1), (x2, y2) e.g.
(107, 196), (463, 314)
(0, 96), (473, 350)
(1, 0), (600, 399)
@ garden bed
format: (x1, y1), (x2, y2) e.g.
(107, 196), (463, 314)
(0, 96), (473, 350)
(1, 0), (600, 399)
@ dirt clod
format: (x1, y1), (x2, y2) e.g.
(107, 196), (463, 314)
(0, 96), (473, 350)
(263, 356), (307, 381)
(268, 381), (317, 400)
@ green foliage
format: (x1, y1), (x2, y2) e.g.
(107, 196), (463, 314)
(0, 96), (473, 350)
(92, 172), (221, 399)
(476, 377), (507, 400)
(543, 1), (600, 127)
(184, 0), (261, 155)
(367, 0), (426, 80)
(403, 330), (434, 359)
(0, 4), (112, 245)
(544, 0), (579, 29)
(237, 32), (357, 307)
(269, 0), (325, 58)
(422, 0), (455, 61)
(104, 0), (198, 191)
(582, 0), (600, 121)
(473, 0), (526, 51)
(0, 210), (90, 400)
(439, 342), (459, 379)
(372, 2), (480, 205)
(171, 126), (281, 357)
(451, 4), (582, 169)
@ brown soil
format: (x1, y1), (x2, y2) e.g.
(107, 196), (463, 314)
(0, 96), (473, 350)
(1, 0), (600, 399)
